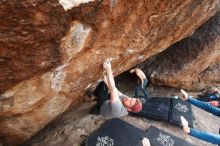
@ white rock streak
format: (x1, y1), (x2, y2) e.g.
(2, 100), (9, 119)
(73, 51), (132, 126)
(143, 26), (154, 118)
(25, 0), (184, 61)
(51, 63), (69, 92)
(59, 0), (95, 11)
(62, 22), (91, 61)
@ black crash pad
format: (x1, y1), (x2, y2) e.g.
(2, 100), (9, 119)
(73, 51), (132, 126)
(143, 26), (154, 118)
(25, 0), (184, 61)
(86, 118), (145, 146)
(134, 97), (171, 121)
(144, 126), (195, 146)
(169, 98), (194, 128)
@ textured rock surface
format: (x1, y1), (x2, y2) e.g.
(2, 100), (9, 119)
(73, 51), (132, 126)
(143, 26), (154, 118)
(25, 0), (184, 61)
(140, 12), (220, 90)
(198, 62), (220, 87)
(0, 0), (69, 93)
(0, 0), (219, 145)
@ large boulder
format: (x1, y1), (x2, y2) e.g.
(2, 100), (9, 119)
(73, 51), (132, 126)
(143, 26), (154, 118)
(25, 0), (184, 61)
(0, 0), (219, 145)
(140, 11), (220, 90)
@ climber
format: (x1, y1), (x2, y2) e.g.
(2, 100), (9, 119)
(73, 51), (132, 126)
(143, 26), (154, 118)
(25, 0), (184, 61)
(92, 59), (142, 118)
(180, 89), (220, 144)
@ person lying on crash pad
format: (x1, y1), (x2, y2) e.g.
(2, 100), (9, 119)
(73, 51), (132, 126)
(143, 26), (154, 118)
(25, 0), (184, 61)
(92, 59), (143, 119)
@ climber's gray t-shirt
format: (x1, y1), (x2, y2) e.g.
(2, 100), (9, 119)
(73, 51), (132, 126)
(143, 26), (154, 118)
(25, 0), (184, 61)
(100, 98), (128, 119)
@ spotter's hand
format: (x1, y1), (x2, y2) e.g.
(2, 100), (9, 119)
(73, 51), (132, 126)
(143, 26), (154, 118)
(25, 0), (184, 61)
(142, 137), (151, 146)
(180, 89), (189, 101)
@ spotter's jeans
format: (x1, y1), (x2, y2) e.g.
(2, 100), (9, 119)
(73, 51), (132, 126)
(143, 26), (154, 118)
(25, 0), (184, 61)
(189, 128), (220, 145)
(187, 96), (220, 117)
(187, 96), (220, 144)
(207, 93), (220, 100)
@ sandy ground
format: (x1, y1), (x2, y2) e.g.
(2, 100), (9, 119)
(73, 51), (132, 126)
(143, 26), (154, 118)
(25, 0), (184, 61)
(22, 72), (219, 146)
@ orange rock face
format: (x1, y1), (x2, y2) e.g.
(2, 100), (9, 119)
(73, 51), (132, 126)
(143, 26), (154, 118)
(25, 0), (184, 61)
(0, 0), (219, 145)
(0, 0), (69, 93)
(141, 12), (220, 90)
